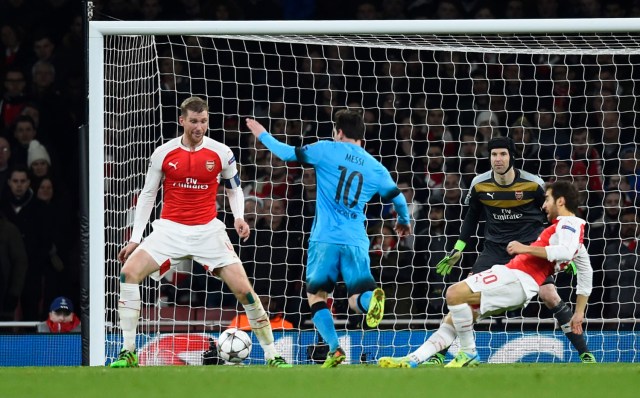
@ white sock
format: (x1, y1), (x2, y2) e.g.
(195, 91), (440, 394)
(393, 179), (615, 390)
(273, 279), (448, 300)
(243, 300), (278, 360)
(410, 323), (456, 363)
(119, 282), (141, 352)
(449, 303), (477, 354)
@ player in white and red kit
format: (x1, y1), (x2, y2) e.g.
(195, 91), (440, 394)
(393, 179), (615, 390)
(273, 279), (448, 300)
(110, 97), (291, 368)
(443, 180), (594, 367)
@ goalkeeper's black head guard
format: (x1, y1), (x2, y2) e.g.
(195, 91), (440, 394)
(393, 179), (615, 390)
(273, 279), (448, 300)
(488, 136), (517, 175)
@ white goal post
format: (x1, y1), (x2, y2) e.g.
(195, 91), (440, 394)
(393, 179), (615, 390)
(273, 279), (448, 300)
(88, 18), (640, 366)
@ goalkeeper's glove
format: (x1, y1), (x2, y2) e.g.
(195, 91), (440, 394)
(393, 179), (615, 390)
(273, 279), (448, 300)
(436, 240), (466, 276)
(564, 261), (577, 275)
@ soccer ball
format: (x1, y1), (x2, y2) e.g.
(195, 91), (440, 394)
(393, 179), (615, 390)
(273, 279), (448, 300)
(217, 328), (252, 364)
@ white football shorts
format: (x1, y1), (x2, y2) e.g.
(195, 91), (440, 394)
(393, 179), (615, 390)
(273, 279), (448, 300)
(463, 264), (539, 317)
(137, 217), (240, 281)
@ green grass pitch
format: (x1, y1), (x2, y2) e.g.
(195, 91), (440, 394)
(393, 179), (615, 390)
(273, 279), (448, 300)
(1, 364), (638, 398)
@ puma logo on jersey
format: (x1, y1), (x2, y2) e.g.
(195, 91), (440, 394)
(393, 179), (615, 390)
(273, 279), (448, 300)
(168, 161), (179, 170)
(487, 192), (495, 199)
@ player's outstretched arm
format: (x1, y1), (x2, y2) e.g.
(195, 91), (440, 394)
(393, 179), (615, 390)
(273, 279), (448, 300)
(245, 118), (297, 162)
(246, 118), (268, 139)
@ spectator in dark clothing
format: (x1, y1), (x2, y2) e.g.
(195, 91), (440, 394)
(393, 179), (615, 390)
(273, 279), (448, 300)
(0, 24), (31, 77)
(0, 210), (28, 321)
(570, 161), (603, 223)
(35, 176), (78, 303)
(569, 128), (604, 192)
(588, 190), (626, 256)
(1, 166), (55, 320)
(0, 68), (29, 134)
(510, 115), (552, 178)
(30, 60), (72, 144)
(603, 210), (640, 319)
(10, 115), (39, 166)
(288, 167), (317, 235)
(0, 137), (11, 197)
(534, 105), (572, 160)
(620, 147), (640, 206)
(30, 31), (66, 83)
(369, 222), (414, 316)
(413, 204), (451, 317)
(247, 197), (305, 327)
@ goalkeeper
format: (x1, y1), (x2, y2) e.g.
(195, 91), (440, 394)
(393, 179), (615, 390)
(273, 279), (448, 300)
(379, 136), (595, 367)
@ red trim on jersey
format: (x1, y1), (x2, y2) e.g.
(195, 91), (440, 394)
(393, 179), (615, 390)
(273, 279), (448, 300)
(160, 146), (223, 225)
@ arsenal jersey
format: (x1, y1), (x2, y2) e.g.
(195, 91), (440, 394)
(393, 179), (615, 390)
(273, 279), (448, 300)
(129, 136), (238, 243)
(506, 215), (586, 285)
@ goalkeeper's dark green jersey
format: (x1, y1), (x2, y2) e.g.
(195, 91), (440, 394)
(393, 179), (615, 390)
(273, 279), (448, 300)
(459, 168), (546, 245)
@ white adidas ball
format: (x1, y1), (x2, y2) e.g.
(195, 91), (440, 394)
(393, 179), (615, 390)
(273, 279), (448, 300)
(217, 328), (252, 364)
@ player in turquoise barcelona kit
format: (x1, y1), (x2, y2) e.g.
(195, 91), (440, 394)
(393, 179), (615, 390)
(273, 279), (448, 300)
(247, 110), (412, 367)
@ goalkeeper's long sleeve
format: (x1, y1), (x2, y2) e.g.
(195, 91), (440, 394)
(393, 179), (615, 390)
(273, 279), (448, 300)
(457, 197), (482, 249)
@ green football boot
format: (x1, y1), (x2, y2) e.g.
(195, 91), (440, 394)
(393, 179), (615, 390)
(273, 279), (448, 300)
(378, 356), (417, 368)
(579, 352), (597, 363)
(109, 349), (139, 368)
(321, 347), (346, 368)
(366, 288), (385, 328)
(444, 351), (479, 368)
(419, 353), (446, 367)
(267, 356), (293, 368)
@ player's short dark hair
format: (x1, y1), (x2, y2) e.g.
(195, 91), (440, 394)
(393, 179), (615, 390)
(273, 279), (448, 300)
(180, 96), (209, 116)
(547, 180), (579, 214)
(334, 109), (365, 140)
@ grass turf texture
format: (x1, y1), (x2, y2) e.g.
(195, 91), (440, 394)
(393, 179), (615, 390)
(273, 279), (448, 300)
(1, 364), (638, 398)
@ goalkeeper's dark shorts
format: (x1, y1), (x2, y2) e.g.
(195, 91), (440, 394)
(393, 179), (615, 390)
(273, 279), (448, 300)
(471, 240), (554, 285)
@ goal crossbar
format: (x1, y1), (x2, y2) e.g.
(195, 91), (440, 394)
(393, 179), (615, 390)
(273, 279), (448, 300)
(90, 18), (640, 35)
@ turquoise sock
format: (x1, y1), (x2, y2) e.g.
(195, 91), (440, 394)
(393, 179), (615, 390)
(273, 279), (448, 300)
(312, 308), (340, 352)
(358, 291), (373, 313)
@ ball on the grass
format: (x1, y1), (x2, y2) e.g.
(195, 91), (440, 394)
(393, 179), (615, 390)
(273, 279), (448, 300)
(217, 328), (252, 364)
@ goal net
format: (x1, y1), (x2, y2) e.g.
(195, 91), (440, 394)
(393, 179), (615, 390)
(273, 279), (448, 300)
(89, 19), (640, 366)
